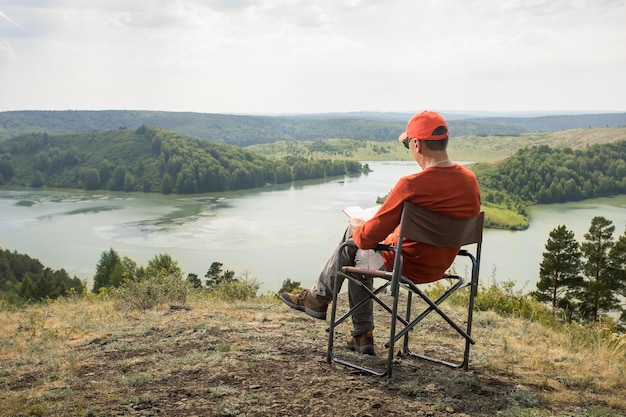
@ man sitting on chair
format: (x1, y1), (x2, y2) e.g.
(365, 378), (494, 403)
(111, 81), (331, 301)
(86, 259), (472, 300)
(281, 110), (481, 355)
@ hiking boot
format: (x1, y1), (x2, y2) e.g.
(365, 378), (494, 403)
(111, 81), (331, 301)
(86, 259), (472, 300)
(347, 330), (375, 355)
(280, 289), (329, 320)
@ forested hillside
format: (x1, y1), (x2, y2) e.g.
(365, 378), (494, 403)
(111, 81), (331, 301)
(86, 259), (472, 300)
(464, 113), (626, 132)
(0, 126), (363, 194)
(474, 140), (626, 229)
(0, 248), (83, 305)
(1, 110), (625, 146)
(0, 110), (402, 145)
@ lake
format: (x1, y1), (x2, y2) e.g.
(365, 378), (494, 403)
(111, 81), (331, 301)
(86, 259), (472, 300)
(1, 161), (625, 294)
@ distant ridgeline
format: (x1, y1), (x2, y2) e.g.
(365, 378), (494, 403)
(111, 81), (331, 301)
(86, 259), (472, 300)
(0, 126), (363, 194)
(1, 110), (626, 146)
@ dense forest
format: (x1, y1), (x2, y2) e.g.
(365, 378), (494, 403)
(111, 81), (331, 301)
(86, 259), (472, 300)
(0, 126), (363, 194)
(0, 248), (84, 305)
(1, 110), (625, 146)
(476, 141), (626, 209)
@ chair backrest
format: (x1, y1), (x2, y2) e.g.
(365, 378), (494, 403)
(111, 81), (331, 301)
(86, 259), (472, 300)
(398, 202), (484, 248)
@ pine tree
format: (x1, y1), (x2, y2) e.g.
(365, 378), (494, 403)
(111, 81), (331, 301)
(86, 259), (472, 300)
(186, 273), (202, 288)
(578, 216), (620, 322)
(532, 225), (583, 318)
(92, 248), (122, 293)
(607, 229), (626, 326)
(205, 262), (235, 291)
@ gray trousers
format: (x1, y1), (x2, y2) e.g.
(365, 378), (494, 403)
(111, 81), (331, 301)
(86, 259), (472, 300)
(311, 227), (384, 336)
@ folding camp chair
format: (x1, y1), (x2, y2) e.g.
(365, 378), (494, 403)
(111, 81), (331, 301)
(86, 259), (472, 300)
(326, 202), (484, 377)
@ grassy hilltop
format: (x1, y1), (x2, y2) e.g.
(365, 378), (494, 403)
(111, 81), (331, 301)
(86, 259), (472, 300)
(247, 126), (626, 163)
(1, 289), (625, 416)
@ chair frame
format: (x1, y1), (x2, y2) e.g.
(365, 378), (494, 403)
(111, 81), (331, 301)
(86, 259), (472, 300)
(326, 202), (484, 377)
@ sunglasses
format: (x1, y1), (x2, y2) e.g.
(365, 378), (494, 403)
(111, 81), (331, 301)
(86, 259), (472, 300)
(402, 137), (413, 149)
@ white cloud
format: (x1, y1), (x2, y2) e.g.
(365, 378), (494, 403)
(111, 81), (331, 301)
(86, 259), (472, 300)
(0, 0), (624, 113)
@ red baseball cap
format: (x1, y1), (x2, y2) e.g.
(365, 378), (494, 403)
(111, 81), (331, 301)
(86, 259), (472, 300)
(398, 110), (449, 142)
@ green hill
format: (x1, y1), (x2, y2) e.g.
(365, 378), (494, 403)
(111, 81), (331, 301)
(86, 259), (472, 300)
(1, 110), (625, 146)
(0, 126), (363, 193)
(248, 126), (626, 163)
(0, 110), (405, 146)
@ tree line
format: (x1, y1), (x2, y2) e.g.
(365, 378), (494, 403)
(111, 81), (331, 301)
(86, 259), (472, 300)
(0, 248), (84, 306)
(0, 245), (257, 307)
(487, 142), (626, 203)
(91, 248), (253, 297)
(0, 126), (364, 194)
(473, 141), (626, 224)
(532, 216), (626, 327)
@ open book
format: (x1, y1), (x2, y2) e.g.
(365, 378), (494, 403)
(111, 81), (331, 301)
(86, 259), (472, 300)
(342, 205), (380, 221)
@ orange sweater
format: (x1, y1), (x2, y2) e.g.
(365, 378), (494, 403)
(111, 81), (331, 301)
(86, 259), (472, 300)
(352, 164), (481, 284)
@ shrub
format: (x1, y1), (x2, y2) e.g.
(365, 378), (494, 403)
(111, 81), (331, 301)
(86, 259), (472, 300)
(114, 272), (190, 310)
(425, 279), (554, 325)
(474, 281), (553, 324)
(564, 320), (626, 357)
(209, 277), (260, 301)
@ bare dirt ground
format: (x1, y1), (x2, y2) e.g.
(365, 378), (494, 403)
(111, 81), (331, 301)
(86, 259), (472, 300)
(2, 296), (625, 417)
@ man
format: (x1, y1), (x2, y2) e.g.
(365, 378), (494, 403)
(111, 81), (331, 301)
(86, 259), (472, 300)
(281, 110), (481, 355)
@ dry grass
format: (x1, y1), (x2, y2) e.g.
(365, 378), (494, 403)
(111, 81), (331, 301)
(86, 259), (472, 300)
(1, 293), (625, 417)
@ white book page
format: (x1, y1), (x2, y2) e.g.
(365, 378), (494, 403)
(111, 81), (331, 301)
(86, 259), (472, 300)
(341, 205), (380, 221)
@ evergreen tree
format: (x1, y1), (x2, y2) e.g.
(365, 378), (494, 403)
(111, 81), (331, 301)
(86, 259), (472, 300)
(83, 168), (100, 190)
(109, 262), (125, 288)
(162, 173), (172, 194)
(609, 229), (626, 292)
(111, 166), (126, 191)
(31, 171), (45, 188)
(205, 262), (235, 291)
(186, 273), (202, 288)
(92, 248), (122, 293)
(578, 217), (620, 322)
(532, 225), (583, 318)
(608, 229), (626, 326)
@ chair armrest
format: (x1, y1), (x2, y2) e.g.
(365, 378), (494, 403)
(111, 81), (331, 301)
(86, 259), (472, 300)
(342, 266), (390, 279)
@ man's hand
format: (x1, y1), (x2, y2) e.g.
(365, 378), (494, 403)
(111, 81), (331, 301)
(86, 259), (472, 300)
(348, 217), (365, 233)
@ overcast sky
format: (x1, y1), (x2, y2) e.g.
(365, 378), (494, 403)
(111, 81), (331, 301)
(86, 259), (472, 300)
(1, 0), (625, 115)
